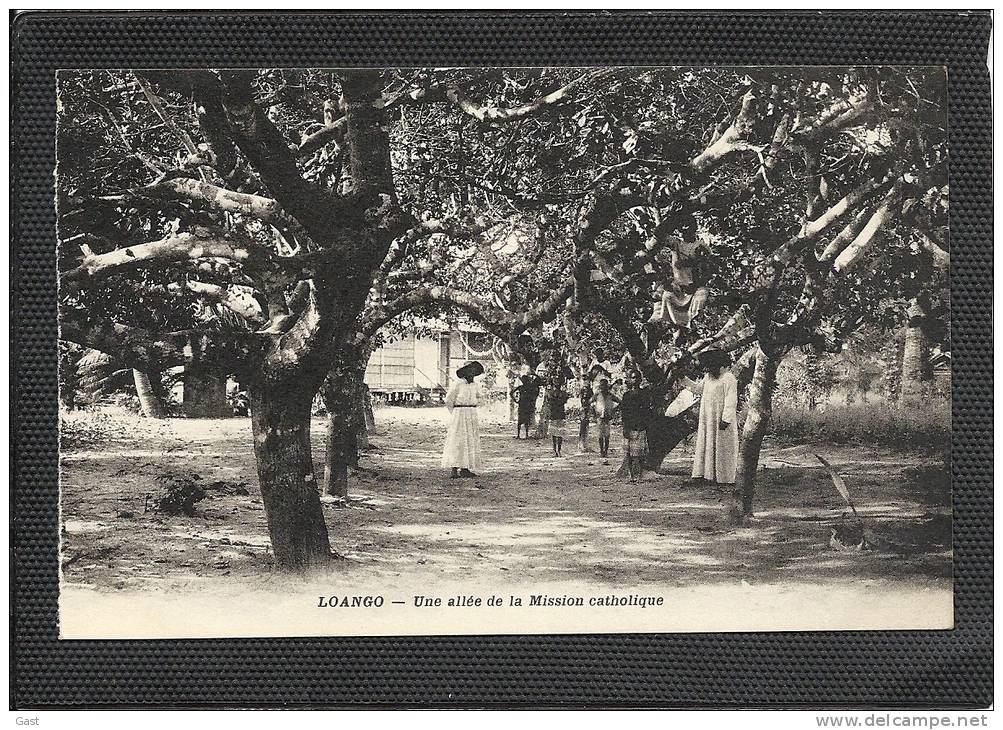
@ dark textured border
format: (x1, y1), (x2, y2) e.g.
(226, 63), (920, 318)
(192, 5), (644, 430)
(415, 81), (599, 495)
(11, 11), (992, 708)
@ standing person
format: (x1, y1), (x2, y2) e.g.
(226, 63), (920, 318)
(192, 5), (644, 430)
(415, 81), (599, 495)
(688, 349), (739, 484)
(547, 377), (570, 457)
(588, 348), (615, 394)
(576, 373), (594, 453)
(511, 372), (541, 439)
(442, 360), (485, 479)
(620, 370), (653, 483)
(593, 378), (620, 463)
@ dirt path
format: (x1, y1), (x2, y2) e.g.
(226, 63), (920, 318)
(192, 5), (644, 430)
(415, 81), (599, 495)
(58, 406), (953, 637)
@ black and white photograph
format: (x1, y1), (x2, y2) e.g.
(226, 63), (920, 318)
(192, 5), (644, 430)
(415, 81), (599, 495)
(54, 64), (953, 638)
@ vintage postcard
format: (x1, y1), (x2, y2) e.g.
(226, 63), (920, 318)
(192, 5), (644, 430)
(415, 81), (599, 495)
(56, 66), (952, 638)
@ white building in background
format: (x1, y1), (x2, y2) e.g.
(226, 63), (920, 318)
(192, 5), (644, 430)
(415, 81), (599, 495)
(364, 320), (505, 402)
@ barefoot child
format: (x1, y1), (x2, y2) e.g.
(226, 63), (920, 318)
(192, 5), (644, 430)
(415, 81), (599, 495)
(619, 370), (653, 483)
(547, 378), (570, 457)
(442, 360), (485, 479)
(593, 378), (620, 461)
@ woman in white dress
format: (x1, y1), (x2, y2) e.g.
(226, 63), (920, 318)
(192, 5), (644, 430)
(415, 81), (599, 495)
(442, 360), (485, 478)
(685, 349), (739, 484)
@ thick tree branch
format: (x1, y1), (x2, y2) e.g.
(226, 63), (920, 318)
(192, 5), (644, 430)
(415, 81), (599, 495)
(831, 191), (904, 273)
(818, 202), (876, 265)
(265, 281), (329, 373)
(818, 185), (904, 269)
(296, 114), (349, 158)
(60, 231), (265, 290)
(60, 313), (201, 371)
(743, 173), (900, 294)
(445, 69), (614, 124)
(599, 304), (664, 384)
(214, 71), (339, 240)
(98, 177), (287, 225)
(179, 281), (267, 325)
(360, 285), (512, 341)
(690, 89), (762, 174)
(800, 176), (892, 241)
(793, 89), (877, 143)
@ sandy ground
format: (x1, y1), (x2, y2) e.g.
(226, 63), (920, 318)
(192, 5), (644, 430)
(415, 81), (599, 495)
(58, 404), (953, 637)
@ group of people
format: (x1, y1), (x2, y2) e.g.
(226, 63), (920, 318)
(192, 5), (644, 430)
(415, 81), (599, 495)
(440, 348), (740, 487)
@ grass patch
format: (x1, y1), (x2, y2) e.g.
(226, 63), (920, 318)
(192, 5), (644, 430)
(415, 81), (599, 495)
(770, 400), (950, 451)
(60, 409), (138, 450)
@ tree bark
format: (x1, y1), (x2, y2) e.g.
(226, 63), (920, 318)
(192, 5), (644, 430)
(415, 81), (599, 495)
(900, 299), (928, 403)
(248, 381), (331, 570)
(646, 411), (699, 471)
(578, 415), (591, 452)
(882, 336), (902, 404)
(362, 384), (376, 433)
(355, 382), (371, 449)
(183, 367), (230, 417)
(533, 388), (550, 439)
(321, 359), (365, 498)
(132, 369), (165, 418)
(59, 348), (79, 410)
(733, 348), (782, 521)
(615, 410), (698, 477)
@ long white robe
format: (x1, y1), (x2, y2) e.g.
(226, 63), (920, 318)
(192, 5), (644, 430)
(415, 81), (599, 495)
(689, 372), (739, 484)
(441, 379), (483, 470)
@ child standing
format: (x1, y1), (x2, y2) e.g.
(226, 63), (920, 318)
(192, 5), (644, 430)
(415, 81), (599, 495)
(547, 378), (570, 457)
(593, 378), (620, 462)
(688, 349), (739, 484)
(619, 370), (653, 483)
(511, 373), (541, 439)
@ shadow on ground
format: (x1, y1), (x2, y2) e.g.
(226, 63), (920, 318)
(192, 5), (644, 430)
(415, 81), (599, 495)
(60, 406), (952, 593)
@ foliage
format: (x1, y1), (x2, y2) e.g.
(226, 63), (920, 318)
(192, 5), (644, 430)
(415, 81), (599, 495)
(56, 67), (949, 382)
(228, 388), (250, 417)
(60, 410), (137, 449)
(153, 472), (208, 516)
(770, 400), (949, 451)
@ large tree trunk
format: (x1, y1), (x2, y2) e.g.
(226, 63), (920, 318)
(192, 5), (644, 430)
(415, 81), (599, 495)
(733, 347), (782, 521)
(882, 336), (902, 404)
(355, 383), (371, 449)
(900, 299), (928, 403)
(183, 367), (230, 417)
(361, 383), (376, 434)
(132, 369), (165, 418)
(578, 414), (591, 452)
(59, 348), (79, 411)
(615, 409), (698, 477)
(248, 380), (331, 570)
(533, 388), (550, 439)
(321, 358), (366, 498)
(646, 411), (699, 471)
